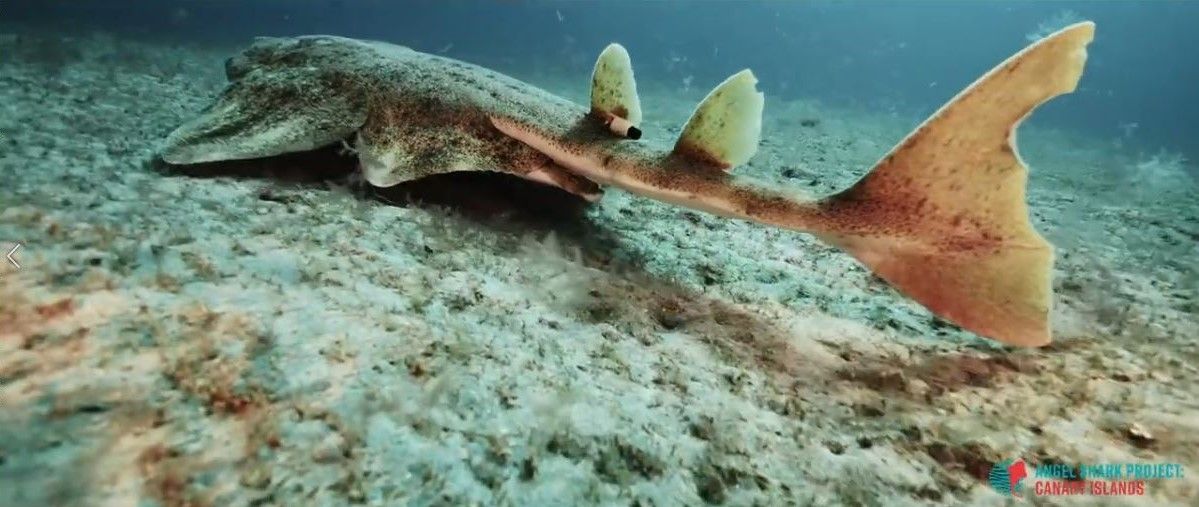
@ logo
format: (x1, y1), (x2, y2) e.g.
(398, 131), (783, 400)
(988, 458), (1182, 498)
(989, 459), (1029, 497)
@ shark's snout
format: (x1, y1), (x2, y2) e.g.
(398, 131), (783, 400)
(223, 53), (256, 80)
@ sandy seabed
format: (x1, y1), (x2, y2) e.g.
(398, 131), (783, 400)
(1, 31), (1196, 507)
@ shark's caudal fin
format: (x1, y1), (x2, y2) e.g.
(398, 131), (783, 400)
(590, 44), (643, 139)
(815, 22), (1095, 346)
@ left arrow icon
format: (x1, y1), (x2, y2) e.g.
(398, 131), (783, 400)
(7, 243), (21, 269)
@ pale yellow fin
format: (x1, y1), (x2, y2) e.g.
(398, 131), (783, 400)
(590, 43), (642, 138)
(673, 69), (764, 170)
(818, 22), (1095, 347)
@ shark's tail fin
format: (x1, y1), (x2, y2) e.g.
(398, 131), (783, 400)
(817, 22), (1095, 346)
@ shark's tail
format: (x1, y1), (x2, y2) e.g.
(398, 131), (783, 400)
(812, 22), (1095, 346)
(494, 24), (1094, 347)
(656, 23), (1094, 346)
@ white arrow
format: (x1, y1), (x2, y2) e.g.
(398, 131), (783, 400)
(6, 244), (20, 269)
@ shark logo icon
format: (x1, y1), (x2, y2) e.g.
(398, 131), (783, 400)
(989, 459), (1030, 498)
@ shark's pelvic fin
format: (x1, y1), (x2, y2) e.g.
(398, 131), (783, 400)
(590, 43), (643, 139)
(816, 22), (1096, 347)
(673, 69), (764, 170)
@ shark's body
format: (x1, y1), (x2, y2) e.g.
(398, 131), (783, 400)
(163, 36), (610, 198)
(162, 24), (1097, 347)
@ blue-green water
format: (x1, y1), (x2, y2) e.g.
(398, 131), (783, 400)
(7, 0), (1198, 161)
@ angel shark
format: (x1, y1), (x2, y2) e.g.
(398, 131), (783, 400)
(161, 23), (1097, 347)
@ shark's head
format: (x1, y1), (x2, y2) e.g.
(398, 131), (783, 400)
(224, 35), (370, 81)
(163, 35), (371, 165)
(223, 36), (296, 80)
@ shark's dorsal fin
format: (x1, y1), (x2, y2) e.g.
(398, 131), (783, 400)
(590, 43), (643, 139)
(672, 69), (764, 170)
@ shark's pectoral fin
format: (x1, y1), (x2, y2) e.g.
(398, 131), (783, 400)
(356, 121), (479, 187)
(673, 70), (764, 171)
(161, 69), (367, 165)
(357, 117), (602, 201)
(590, 43), (643, 139)
(522, 163), (604, 202)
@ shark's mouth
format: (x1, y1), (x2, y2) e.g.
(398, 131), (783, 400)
(157, 139), (358, 183)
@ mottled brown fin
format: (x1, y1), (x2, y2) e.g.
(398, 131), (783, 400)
(161, 68), (366, 165)
(590, 43), (643, 138)
(356, 122), (485, 187)
(818, 22), (1095, 347)
(673, 70), (764, 170)
(357, 117), (601, 200)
